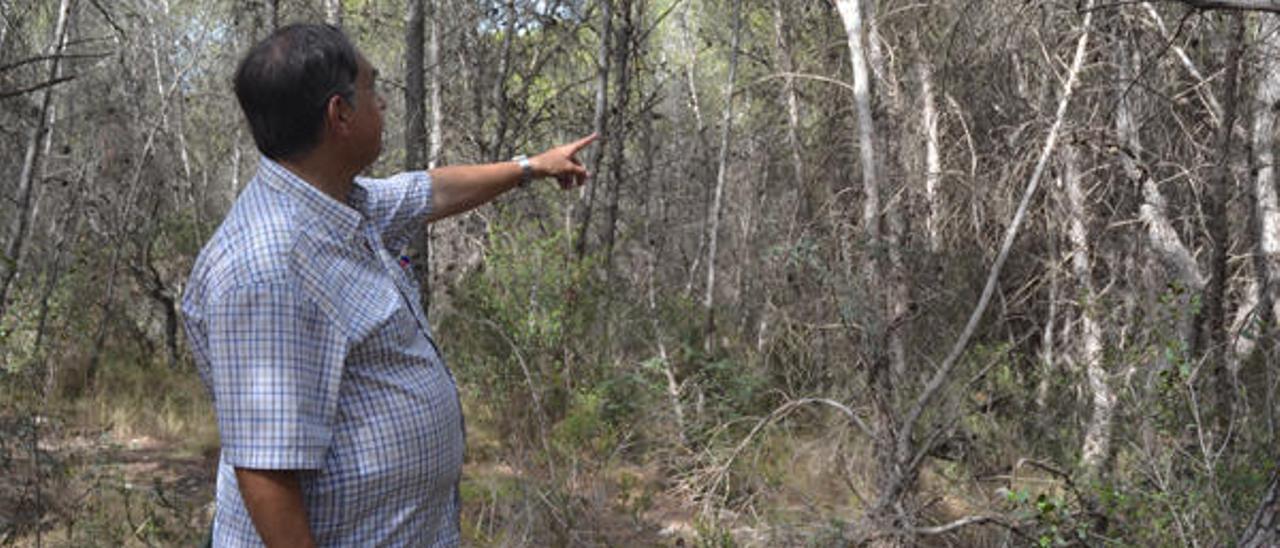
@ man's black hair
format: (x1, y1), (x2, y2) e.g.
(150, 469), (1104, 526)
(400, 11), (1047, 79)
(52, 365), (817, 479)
(234, 23), (359, 160)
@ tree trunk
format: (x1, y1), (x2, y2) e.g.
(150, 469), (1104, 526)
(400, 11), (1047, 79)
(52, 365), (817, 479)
(0, 0), (73, 319)
(575, 0), (611, 258)
(1240, 470), (1280, 547)
(404, 0), (432, 309)
(488, 0), (516, 162)
(1038, 219), (1059, 409)
(773, 0), (812, 234)
(405, 0), (427, 171)
(917, 40), (942, 254)
(324, 0), (342, 26)
(428, 0), (443, 168)
(1064, 142), (1112, 478)
(603, 0), (633, 262)
(1114, 21), (1203, 394)
(701, 0), (742, 353)
(835, 0), (900, 536)
(1250, 12), (1280, 355)
(1195, 14), (1244, 428)
(131, 240), (180, 369)
(34, 170), (86, 395)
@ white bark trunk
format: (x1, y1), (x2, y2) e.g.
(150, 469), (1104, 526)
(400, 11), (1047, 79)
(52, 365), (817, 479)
(1252, 14), (1280, 334)
(679, 0), (704, 130)
(835, 0), (881, 273)
(1063, 143), (1113, 477)
(1114, 23), (1204, 368)
(1139, 186), (1206, 291)
(1038, 216), (1059, 409)
(919, 52), (942, 254)
(428, 0), (443, 168)
(702, 0), (742, 352)
(324, 0), (342, 26)
(0, 3), (9, 54)
(267, 0), (279, 31)
(1230, 278), (1259, 372)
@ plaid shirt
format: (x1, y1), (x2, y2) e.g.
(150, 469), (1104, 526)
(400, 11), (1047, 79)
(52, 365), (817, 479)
(182, 158), (464, 547)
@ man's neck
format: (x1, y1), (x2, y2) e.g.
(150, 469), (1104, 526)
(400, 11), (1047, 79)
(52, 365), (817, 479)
(277, 152), (357, 205)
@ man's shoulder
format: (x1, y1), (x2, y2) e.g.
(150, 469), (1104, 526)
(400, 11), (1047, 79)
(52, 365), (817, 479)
(185, 180), (317, 306)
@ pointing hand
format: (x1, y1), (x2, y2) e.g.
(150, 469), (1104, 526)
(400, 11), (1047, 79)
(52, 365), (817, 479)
(530, 133), (599, 189)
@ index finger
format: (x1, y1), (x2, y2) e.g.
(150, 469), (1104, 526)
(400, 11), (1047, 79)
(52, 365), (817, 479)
(566, 133), (599, 154)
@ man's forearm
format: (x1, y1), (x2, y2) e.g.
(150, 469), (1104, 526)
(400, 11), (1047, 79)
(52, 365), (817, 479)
(425, 134), (596, 223)
(235, 468), (317, 548)
(426, 161), (526, 223)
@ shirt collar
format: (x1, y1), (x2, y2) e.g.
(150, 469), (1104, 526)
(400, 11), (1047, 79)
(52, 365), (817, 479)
(257, 156), (370, 236)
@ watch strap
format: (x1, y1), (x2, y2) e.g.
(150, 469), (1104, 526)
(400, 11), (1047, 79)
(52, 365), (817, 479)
(513, 154), (533, 187)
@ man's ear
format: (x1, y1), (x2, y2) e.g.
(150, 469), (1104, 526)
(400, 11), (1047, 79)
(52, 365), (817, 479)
(324, 94), (352, 136)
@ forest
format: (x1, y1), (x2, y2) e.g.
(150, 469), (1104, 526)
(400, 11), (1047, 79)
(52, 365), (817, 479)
(3, 0), (1280, 545)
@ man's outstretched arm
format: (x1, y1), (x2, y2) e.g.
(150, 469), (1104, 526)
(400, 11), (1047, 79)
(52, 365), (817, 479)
(426, 133), (597, 223)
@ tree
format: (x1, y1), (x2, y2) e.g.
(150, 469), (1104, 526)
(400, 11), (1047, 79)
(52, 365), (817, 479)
(701, 0), (742, 352)
(0, 0), (74, 319)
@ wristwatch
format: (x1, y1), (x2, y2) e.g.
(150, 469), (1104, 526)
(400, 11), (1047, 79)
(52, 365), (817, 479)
(512, 154), (533, 187)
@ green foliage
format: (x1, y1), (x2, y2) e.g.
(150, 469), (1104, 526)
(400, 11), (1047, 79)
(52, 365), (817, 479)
(690, 355), (769, 429)
(692, 516), (738, 548)
(551, 390), (615, 456)
(1004, 489), (1090, 547)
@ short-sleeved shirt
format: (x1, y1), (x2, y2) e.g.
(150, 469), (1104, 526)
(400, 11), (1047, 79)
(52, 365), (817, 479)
(181, 157), (464, 547)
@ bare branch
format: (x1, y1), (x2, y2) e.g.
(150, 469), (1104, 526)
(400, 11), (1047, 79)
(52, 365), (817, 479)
(0, 52), (109, 74)
(1164, 0), (1280, 12)
(704, 397), (872, 509)
(911, 515), (1015, 535)
(0, 75), (75, 100)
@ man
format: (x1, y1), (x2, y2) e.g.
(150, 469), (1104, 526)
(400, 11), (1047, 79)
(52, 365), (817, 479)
(181, 23), (595, 547)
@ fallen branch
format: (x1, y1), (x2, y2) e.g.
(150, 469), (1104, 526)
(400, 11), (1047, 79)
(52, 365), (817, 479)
(704, 397), (872, 510)
(910, 514), (1018, 536)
